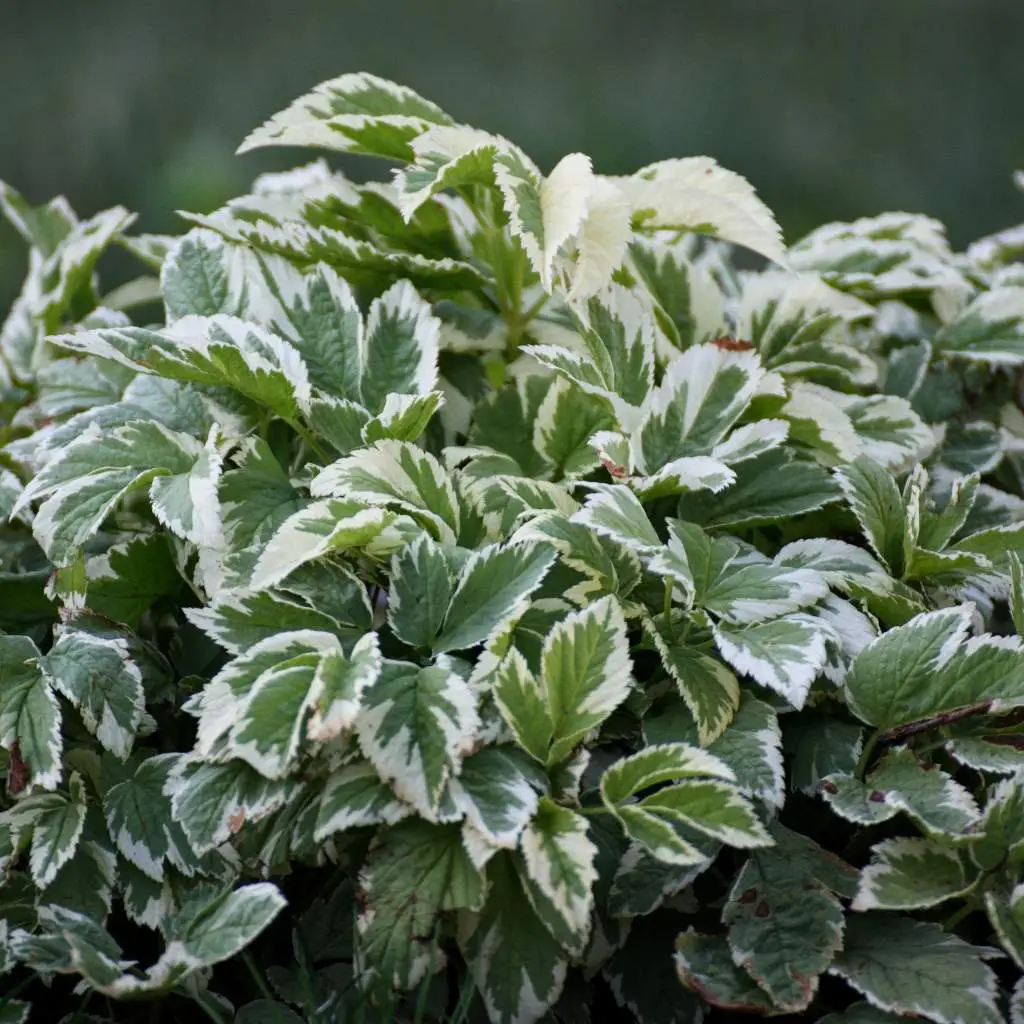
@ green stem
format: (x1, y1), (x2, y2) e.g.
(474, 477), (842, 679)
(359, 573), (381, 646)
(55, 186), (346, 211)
(243, 951), (275, 1002)
(288, 418), (331, 463)
(855, 729), (881, 779)
(192, 991), (229, 1024)
(942, 898), (979, 932)
(679, 617), (693, 646)
(578, 804), (610, 817)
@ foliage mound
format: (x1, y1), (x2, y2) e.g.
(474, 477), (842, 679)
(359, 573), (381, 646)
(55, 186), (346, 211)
(2, 73), (1024, 1024)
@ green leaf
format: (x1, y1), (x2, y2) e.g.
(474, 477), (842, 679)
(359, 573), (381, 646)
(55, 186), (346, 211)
(835, 456), (907, 576)
(852, 837), (974, 910)
(492, 650), (554, 765)
(574, 484), (662, 552)
(41, 630), (144, 760)
(174, 882), (287, 967)
(703, 561), (828, 626)
(769, 822), (859, 898)
(307, 634), (381, 742)
(634, 780), (771, 849)
(775, 537), (895, 597)
(277, 560), (373, 629)
(986, 883), (1024, 970)
(600, 744), (769, 862)
(36, 355), (132, 418)
(947, 736), (1024, 776)
(844, 605), (1024, 731)
(161, 227), (248, 320)
(54, 315), (313, 424)
(239, 72), (453, 160)
(971, 774), (1024, 872)
(5, 773), (88, 887)
(724, 845), (844, 1011)
(435, 540), (555, 653)
(168, 759), (291, 854)
(220, 437), (304, 576)
(0, 635), (61, 790)
(573, 284), (656, 410)
(532, 378), (611, 480)
(313, 440), (460, 544)
(845, 393), (933, 470)
(514, 512), (641, 608)
(253, 252), (367, 403)
(314, 761), (410, 841)
(828, 914), (1002, 1024)
(601, 743), (736, 806)
(250, 498), (398, 590)
(17, 420), (205, 565)
(934, 286), (1024, 364)
(674, 930), (774, 1013)
(785, 714), (863, 794)
(820, 1005), (922, 1024)
(359, 280), (440, 413)
(236, 1002), (304, 1024)
(680, 449), (840, 530)
(360, 820), (484, 990)
(227, 632), (340, 779)
(518, 799), (597, 955)
(712, 613), (833, 709)
(647, 629), (740, 746)
(628, 236), (725, 349)
(605, 911), (706, 1024)
(119, 858), (172, 930)
(1011, 551), (1024, 636)
(645, 691), (784, 808)
(84, 534), (182, 628)
(824, 747), (979, 835)
(468, 377), (553, 480)
(541, 596), (632, 764)
(102, 754), (198, 881)
(459, 852), (568, 1024)
(396, 124), (511, 216)
(626, 156), (786, 265)
(187, 589), (350, 656)
(42, 835), (116, 923)
(387, 534), (457, 649)
(449, 746), (545, 848)
(0, 179), (76, 253)
(356, 659), (479, 819)
(635, 343), (765, 473)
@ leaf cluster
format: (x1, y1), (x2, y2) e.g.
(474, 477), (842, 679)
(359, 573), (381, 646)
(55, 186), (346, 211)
(2, 73), (1024, 1024)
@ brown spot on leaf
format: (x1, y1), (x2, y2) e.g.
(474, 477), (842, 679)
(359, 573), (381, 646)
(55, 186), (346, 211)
(711, 337), (754, 352)
(739, 888), (758, 905)
(7, 742), (29, 796)
(754, 900), (771, 918)
(869, 790), (887, 803)
(227, 808), (246, 833)
(821, 780), (839, 794)
(599, 454), (628, 479)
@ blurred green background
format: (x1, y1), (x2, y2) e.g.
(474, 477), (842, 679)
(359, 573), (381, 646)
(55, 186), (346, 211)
(2, 0), (1023, 309)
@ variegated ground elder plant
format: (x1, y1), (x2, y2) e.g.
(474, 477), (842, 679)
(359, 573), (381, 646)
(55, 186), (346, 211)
(3, 73), (1024, 1024)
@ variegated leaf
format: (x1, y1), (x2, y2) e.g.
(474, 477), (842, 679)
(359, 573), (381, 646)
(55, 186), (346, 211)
(518, 799), (597, 956)
(41, 630), (144, 760)
(312, 440), (460, 544)
(356, 659), (479, 819)
(239, 72), (452, 159)
(0, 635), (62, 791)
